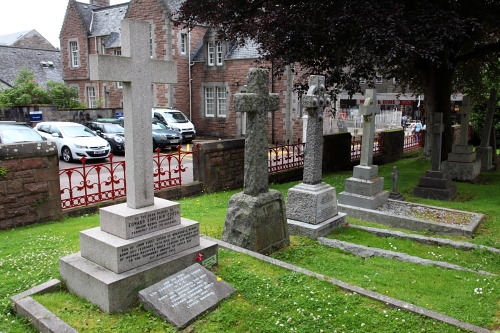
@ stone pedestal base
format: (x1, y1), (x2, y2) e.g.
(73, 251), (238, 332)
(388, 192), (405, 201)
(476, 146), (494, 171)
(338, 165), (389, 210)
(59, 238), (218, 313)
(413, 170), (457, 201)
(286, 182), (338, 224)
(222, 189), (289, 254)
(442, 145), (481, 182)
(288, 213), (347, 238)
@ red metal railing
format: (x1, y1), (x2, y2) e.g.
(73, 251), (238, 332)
(59, 145), (199, 210)
(268, 139), (305, 173)
(404, 132), (423, 151)
(350, 135), (383, 160)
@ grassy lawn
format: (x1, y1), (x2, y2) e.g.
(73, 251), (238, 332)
(0, 157), (498, 332)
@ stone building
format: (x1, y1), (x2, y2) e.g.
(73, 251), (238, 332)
(59, 0), (303, 143)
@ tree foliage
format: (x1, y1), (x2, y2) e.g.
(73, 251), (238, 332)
(177, 0), (500, 156)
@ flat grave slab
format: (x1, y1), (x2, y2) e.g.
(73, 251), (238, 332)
(139, 263), (235, 328)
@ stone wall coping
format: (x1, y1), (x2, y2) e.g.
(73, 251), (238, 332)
(0, 141), (58, 159)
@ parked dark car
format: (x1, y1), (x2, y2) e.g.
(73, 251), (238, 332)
(152, 119), (182, 150)
(85, 120), (125, 154)
(0, 122), (45, 144)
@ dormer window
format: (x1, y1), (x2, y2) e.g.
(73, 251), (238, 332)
(207, 42), (215, 66)
(207, 41), (224, 67)
(216, 42), (223, 66)
(69, 40), (79, 67)
(180, 33), (187, 55)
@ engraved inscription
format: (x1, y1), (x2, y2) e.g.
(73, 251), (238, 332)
(128, 206), (180, 237)
(317, 191), (336, 221)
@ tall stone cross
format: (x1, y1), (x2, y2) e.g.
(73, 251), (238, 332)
(431, 112), (445, 171)
(89, 19), (177, 209)
(359, 89), (380, 166)
(234, 68), (280, 196)
(302, 75), (330, 185)
(458, 96), (472, 145)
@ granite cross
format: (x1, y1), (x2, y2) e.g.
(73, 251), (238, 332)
(358, 89), (380, 166)
(391, 166), (399, 193)
(234, 68), (280, 196)
(458, 96), (472, 145)
(431, 112), (445, 171)
(89, 19), (177, 209)
(302, 75), (330, 185)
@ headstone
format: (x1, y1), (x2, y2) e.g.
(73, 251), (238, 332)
(442, 96), (481, 182)
(286, 75), (347, 238)
(139, 264), (235, 328)
(338, 89), (389, 210)
(476, 89), (497, 171)
(414, 113), (457, 200)
(59, 19), (218, 313)
(388, 166), (405, 200)
(222, 68), (289, 253)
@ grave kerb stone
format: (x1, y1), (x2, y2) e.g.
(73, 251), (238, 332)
(358, 89), (380, 166)
(89, 19), (177, 209)
(234, 68), (279, 196)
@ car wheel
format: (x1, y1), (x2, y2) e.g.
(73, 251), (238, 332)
(170, 145), (178, 151)
(61, 146), (73, 163)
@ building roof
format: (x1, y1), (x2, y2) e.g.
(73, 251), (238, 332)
(0, 46), (63, 87)
(0, 30), (33, 46)
(90, 3), (128, 37)
(192, 39), (261, 62)
(0, 30), (56, 50)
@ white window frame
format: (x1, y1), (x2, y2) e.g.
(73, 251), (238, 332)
(216, 42), (223, 66)
(99, 37), (106, 54)
(69, 41), (79, 67)
(114, 49), (123, 89)
(205, 87), (215, 117)
(149, 24), (153, 58)
(207, 42), (215, 66)
(180, 33), (187, 55)
(359, 78), (366, 84)
(375, 74), (383, 84)
(217, 87), (227, 117)
(87, 86), (96, 108)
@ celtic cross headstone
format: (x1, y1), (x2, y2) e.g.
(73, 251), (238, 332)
(359, 89), (381, 166)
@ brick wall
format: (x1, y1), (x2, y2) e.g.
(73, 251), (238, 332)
(0, 142), (62, 229)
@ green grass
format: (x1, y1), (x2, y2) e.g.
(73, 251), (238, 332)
(1, 157), (499, 332)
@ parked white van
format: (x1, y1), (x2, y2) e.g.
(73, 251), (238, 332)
(152, 107), (196, 143)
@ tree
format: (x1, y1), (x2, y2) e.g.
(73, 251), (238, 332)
(46, 81), (84, 109)
(177, 0), (500, 158)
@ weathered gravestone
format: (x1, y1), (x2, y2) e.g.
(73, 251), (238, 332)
(414, 113), (457, 200)
(476, 89), (497, 171)
(286, 75), (347, 238)
(388, 166), (405, 201)
(222, 68), (290, 254)
(139, 264), (235, 329)
(59, 19), (218, 313)
(338, 89), (389, 210)
(442, 96), (481, 181)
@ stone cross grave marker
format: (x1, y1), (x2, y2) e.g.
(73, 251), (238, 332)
(480, 90), (497, 148)
(458, 96), (472, 146)
(431, 113), (445, 171)
(89, 19), (177, 209)
(358, 89), (380, 166)
(391, 166), (399, 193)
(234, 68), (280, 196)
(301, 75), (330, 185)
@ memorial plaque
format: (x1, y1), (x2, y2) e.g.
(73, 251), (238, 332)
(139, 264), (236, 328)
(80, 219), (200, 273)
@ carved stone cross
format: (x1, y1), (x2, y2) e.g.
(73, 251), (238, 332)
(458, 96), (472, 145)
(391, 166), (399, 193)
(359, 89), (380, 166)
(89, 19), (177, 209)
(302, 75), (330, 185)
(234, 68), (280, 196)
(431, 113), (445, 171)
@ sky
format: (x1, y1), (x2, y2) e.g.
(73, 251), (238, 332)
(0, 0), (127, 49)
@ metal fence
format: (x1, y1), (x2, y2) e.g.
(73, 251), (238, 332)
(59, 145), (199, 210)
(403, 132), (423, 151)
(350, 135), (384, 160)
(268, 139), (305, 173)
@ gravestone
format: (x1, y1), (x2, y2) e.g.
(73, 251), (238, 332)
(442, 96), (481, 181)
(338, 89), (389, 210)
(59, 19), (218, 313)
(139, 264), (235, 328)
(476, 89), (497, 171)
(414, 113), (457, 200)
(222, 68), (289, 253)
(388, 166), (405, 200)
(286, 75), (347, 238)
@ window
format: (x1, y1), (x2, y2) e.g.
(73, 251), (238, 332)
(216, 42), (223, 66)
(149, 25), (153, 58)
(70, 41), (79, 67)
(99, 37), (106, 54)
(359, 78), (366, 84)
(87, 86), (96, 108)
(114, 50), (123, 89)
(180, 33), (187, 55)
(205, 87), (215, 117)
(217, 87), (227, 117)
(207, 42), (215, 66)
(375, 74), (383, 84)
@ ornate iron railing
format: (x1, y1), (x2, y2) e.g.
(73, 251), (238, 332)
(404, 132), (423, 151)
(59, 145), (199, 210)
(268, 139), (305, 173)
(350, 135), (384, 160)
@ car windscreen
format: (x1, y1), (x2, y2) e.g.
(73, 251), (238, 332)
(165, 112), (189, 123)
(152, 122), (168, 130)
(1, 127), (44, 143)
(103, 123), (124, 134)
(60, 125), (95, 138)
